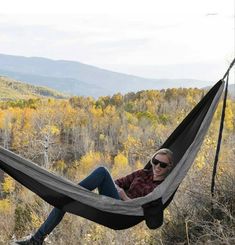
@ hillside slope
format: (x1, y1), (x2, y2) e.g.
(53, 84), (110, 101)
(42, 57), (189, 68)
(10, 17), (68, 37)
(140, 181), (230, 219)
(0, 76), (67, 100)
(0, 53), (207, 97)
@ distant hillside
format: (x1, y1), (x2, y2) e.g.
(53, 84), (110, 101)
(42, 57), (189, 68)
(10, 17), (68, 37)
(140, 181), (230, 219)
(0, 76), (67, 100)
(0, 53), (207, 97)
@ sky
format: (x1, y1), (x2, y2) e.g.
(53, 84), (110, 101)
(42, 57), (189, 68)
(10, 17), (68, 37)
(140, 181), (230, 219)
(0, 0), (234, 83)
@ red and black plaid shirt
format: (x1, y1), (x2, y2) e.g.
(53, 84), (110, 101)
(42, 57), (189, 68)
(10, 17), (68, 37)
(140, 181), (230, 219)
(114, 169), (163, 199)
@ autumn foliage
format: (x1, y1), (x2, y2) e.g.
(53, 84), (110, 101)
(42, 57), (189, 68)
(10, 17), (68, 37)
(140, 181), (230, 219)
(0, 88), (234, 244)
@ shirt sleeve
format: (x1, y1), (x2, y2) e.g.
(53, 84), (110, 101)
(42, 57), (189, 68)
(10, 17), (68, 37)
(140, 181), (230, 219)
(114, 170), (142, 190)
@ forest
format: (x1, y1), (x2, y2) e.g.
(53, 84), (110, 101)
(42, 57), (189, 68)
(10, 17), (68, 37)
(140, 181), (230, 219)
(0, 87), (234, 244)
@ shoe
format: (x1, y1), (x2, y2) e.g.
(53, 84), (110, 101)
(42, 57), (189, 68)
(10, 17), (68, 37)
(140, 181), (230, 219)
(14, 235), (43, 245)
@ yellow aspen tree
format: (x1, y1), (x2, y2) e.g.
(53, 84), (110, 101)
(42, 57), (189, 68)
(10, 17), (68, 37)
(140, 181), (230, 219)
(0, 109), (4, 128)
(1, 110), (13, 149)
(123, 135), (142, 155)
(111, 93), (123, 107)
(2, 175), (15, 194)
(54, 160), (66, 173)
(78, 151), (103, 178)
(112, 152), (131, 179)
(89, 105), (103, 118)
(224, 100), (234, 131)
(0, 199), (12, 213)
(146, 99), (155, 113)
(31, 211), (43, 229)
(103, 105), (116, 117)
(12, 107), (35, 151)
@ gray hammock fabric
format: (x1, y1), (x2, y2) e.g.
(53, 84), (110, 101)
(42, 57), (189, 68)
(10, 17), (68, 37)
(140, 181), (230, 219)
(0, 80), (224, 229)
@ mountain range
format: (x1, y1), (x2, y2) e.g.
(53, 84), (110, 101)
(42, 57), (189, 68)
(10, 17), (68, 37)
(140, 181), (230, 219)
(0, 53), (234, 98)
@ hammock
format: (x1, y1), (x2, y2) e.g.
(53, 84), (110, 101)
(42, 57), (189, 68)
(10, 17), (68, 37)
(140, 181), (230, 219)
(0, 80), (224, 230)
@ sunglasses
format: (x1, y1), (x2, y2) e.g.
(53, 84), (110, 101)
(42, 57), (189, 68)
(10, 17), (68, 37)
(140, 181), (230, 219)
(151, 158), (169, 168)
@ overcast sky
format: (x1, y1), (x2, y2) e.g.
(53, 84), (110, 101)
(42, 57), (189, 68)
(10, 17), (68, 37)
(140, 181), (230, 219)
(0, 0), (234, 83)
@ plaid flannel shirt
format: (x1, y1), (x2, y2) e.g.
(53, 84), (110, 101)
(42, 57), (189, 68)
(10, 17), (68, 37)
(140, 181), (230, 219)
(114, 169), (163, 199)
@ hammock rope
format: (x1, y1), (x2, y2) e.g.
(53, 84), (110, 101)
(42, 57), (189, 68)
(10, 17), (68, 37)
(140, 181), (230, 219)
(211, 57), (235, 197)
(222, 57), (235, 80)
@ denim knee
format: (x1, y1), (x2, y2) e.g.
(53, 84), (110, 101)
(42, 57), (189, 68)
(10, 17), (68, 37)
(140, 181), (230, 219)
(96, 166), (109, 175)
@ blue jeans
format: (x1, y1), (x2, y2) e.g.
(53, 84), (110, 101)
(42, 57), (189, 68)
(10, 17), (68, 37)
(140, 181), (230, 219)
(33, 166), (120, 241)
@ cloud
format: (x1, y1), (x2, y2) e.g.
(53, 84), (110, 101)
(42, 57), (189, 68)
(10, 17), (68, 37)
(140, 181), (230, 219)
(0, 9), (233, 80)
(0, 22), (67, 39)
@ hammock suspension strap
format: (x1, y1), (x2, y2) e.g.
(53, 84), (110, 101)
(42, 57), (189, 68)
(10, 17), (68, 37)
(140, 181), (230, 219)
(211, 57), (235, 197)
